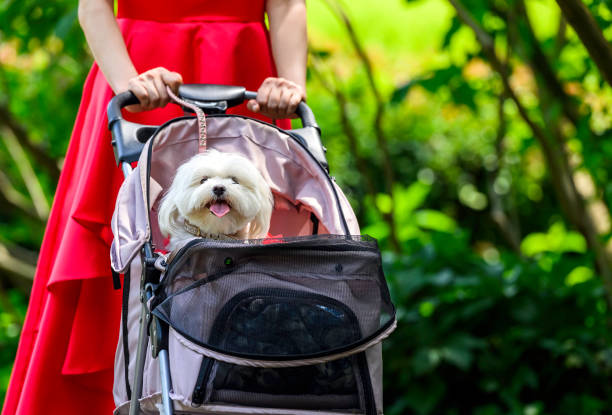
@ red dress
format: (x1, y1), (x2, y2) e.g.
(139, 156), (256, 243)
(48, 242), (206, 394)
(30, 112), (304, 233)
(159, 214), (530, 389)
(2, 1), (290, 413)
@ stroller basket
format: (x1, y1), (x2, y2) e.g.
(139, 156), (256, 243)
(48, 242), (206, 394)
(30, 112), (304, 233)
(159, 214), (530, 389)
(149, 235), (395, 412)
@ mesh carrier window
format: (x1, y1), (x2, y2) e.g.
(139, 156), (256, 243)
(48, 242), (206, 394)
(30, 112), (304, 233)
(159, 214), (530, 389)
(193, 288), (369, 410)
(152, 235), (395, 360)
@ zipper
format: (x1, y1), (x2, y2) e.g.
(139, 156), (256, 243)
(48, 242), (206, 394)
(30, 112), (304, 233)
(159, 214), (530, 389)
(191, 357), (214, 406)
(356, 352), (377, 415)
(162, 235), (376, 287)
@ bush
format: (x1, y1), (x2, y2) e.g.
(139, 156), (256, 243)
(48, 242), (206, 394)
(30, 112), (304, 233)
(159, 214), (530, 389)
(382, 230), (612, 415)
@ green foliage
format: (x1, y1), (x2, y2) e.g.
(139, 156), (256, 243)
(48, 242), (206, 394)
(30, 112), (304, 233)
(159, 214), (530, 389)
(306, 0), (612, 412)
(383, 230), (612, 415)
(392, 64), (479, 111)
(0, 0), (92, 406)
(0, 290), (26, 403)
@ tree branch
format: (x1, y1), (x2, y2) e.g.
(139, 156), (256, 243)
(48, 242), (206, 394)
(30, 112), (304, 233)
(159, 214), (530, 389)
(0, 169), (37, 217)
(553, 15), (567, 61)
(0, 182), (43, 222)
(487, 94), (522, 254)
(0, 241), (36, 281)
(449, 0), (612, 307)
(2, 130), (50, 219)
(0, 103), (61, 184)
(323, 0), (400, 251)
(0, 241), (37, 295)
(309, 57), (377, 198)
(555, 0), (612, 87)
(513, 0), (579, 127)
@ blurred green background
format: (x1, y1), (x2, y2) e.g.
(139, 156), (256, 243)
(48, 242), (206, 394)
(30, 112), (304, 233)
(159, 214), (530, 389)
(2, 0), (612, 413)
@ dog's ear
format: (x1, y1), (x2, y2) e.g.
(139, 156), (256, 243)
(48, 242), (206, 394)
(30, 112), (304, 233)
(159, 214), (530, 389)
(249, 179), (274, 239)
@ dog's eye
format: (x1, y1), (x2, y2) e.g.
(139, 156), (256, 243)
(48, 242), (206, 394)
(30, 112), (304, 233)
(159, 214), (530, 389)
(231, 177), (239, 184)
(200, 177), (208, 184)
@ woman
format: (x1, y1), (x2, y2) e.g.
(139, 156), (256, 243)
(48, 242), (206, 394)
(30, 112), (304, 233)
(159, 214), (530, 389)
(2, 0), (306, 413)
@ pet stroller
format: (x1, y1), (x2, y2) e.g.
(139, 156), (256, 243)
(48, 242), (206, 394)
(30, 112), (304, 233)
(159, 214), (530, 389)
(108, 84), (397, 415)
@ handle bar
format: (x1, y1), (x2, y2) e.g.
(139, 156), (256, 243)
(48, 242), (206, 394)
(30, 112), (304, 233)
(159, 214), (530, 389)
(107, 84), (326, 171)
(107, 84), (319, 132)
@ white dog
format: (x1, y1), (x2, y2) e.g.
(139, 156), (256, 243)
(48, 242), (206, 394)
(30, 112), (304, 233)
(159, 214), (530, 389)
(158, 150), (273, 250)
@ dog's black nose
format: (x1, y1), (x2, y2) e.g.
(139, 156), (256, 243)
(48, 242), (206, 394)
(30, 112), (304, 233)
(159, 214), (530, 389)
(213, 185), (226, 196)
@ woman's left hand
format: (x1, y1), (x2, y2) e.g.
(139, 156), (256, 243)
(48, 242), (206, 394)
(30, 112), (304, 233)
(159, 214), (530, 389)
(247, 77), (305, 119)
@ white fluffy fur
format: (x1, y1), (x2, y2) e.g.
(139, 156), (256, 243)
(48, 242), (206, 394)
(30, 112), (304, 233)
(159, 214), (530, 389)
(158, 150), (273, 250)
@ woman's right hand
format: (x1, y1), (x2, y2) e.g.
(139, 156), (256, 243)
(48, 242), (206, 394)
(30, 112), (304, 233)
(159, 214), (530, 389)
(124, 67), (183, 112)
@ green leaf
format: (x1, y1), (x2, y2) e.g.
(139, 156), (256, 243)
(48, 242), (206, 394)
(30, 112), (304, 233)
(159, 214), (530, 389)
(376, 193), (393, 214)
(565, 266), (594, 286)
(361, 221), (390, 241)
(520, 222), (587, 257)
(54, 7), (78, 39)
(450, 81), (478, 111)
(440, 345), (472, 370)
(310, 48), (331, 60)
(395, 182), (431, 222)
(414, 209), (457, 233)
(420, 66), (462, 92)
(390, 82), (412, 105)
(442, 16), (462, 48)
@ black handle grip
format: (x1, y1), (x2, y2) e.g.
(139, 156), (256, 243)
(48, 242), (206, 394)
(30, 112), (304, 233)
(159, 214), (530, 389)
(295, 101), (319, 131)
(179, 84), (246, 107)
(107, 91), (139, 128)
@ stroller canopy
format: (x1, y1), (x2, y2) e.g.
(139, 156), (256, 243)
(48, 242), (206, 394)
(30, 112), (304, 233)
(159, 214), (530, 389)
(111, 115), (360, 273)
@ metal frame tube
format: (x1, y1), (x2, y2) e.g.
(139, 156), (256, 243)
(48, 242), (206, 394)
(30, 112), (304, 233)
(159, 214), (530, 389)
(121, 162), (133, 178)
(128, 303), (149, 415)
(159, 349), (174, 415)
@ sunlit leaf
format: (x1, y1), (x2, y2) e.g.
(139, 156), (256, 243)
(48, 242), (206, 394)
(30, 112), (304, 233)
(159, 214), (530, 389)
(565, 266), (594, 286)
(414, 209), (457, 233)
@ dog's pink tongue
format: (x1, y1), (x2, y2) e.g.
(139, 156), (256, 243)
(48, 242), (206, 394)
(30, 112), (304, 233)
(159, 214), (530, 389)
(210, 201), (230, 218)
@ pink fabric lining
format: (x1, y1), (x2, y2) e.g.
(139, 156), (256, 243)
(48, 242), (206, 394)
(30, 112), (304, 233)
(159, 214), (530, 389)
(111, 115), (359, 272)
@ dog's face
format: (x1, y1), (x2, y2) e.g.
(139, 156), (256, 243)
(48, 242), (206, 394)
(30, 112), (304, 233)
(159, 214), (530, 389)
(158, 150), (273, 245)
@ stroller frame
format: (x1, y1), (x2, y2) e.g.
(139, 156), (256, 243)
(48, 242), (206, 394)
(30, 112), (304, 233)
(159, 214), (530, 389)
(108, 85), (395, 415)
(108, 85), (330, 415)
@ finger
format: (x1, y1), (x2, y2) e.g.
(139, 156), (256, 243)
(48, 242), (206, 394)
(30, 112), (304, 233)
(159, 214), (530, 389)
(143, 77), (161, 109)
(266, 87), (282, 116)
(256, 82), (272, 111)
(161, 70), (183, 94)
(275, 87), (291, 117)
(128, 82), (150, 111)
(287, 91), (302, 118)
(247, 99), (260, 113)
(152, 74), (169, 107)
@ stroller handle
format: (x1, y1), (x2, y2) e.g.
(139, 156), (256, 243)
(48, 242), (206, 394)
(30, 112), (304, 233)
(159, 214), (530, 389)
(107, 84), (327, 170)
(107, 84), (319, 131)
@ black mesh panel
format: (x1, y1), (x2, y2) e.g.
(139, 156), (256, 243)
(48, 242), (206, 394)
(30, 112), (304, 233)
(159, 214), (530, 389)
(206, 288), (361, 408)
(152, 235), (394, 360)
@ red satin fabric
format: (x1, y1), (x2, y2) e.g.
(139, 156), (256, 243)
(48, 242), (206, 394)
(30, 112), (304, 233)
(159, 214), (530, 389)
(2, 1), (290, 413)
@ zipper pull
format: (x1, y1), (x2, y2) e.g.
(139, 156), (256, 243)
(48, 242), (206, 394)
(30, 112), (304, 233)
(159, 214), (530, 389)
(191, 357), (213, 406)
(191, 385), (205, 407)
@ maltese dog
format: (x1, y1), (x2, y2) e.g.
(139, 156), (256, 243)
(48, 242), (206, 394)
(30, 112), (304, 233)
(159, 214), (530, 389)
(158, 150), (273, 250)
